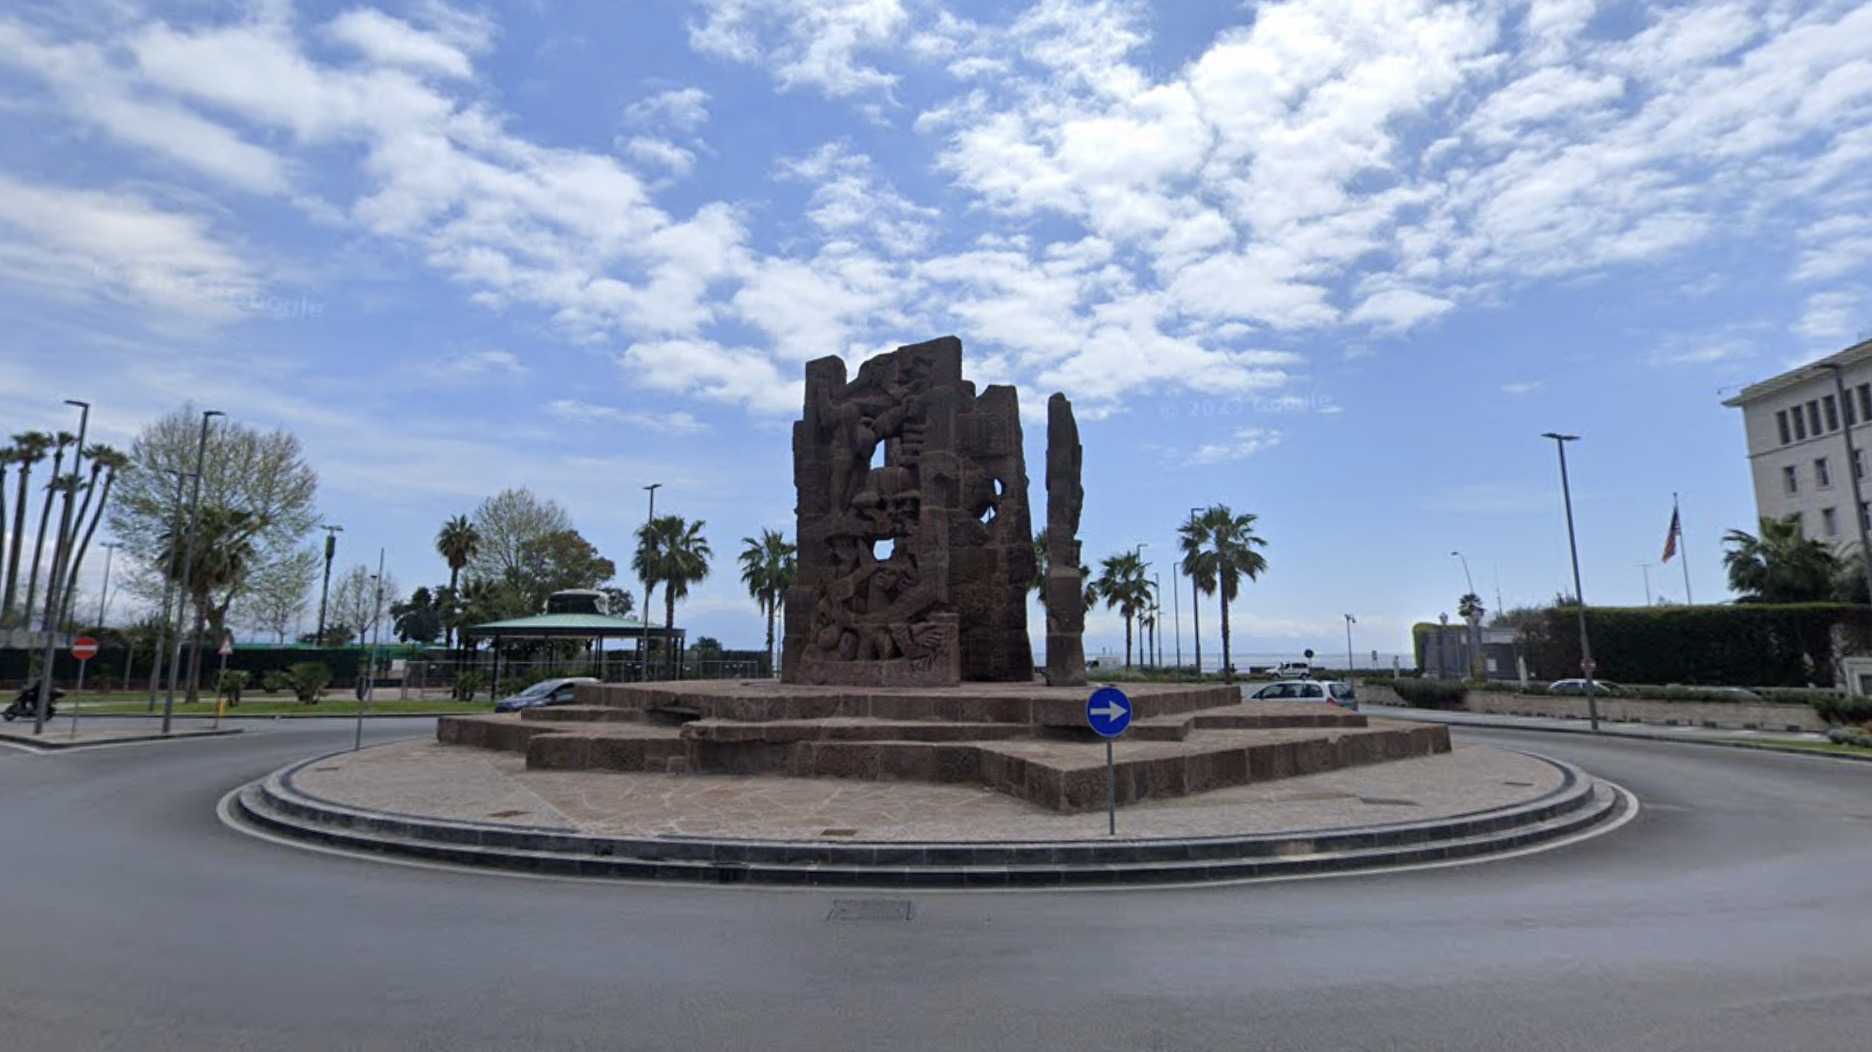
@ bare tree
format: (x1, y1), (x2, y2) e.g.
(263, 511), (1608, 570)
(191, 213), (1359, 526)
(468, 487), (571, 585)
(330, 564), (400, 646)
(234, 546), (319, 643)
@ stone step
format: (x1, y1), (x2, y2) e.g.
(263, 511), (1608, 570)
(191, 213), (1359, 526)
(573, 681), (1243, 726)
(679, 717), (1032, 744)
(521, 705), (649, 723)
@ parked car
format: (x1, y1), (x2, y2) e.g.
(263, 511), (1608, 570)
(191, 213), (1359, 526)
(1547, 678), (1626, 697)
(1272, 662), (1316, 680)
(494, 676), (599, 713)
(1247, 679), (1359, 711)
(1666, 684), (1764, 701)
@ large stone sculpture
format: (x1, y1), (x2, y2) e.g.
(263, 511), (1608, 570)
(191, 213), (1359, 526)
(1043, 393), (1088, 686)
(782, 336), (1042, 686)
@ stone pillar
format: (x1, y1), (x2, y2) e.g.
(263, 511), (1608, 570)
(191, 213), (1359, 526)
(1044, 393), (1087, 687)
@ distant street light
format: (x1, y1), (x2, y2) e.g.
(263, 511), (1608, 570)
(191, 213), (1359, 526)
(163, 409), (222, 734)
(1188, 506), (1204, 678)
(1451, 550), (1480, 680)
(34, 399), (88, 735)
(315, 524), (344, 645)
(146, 470), (191, 714)
(1639, 563), (1654, 606)
(96, 541), (120, 628)
(1816, 362), (1872, 605)
(1542, 431), (1599, 734)
(1134, 542), (1150, 669)
(1344, 613), (1356, 674)
(640, 482), (661, 682)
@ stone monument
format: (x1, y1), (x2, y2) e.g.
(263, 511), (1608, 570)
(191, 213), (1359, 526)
(1043, 393), (1088, 686)
(781, 336), (1050, 687)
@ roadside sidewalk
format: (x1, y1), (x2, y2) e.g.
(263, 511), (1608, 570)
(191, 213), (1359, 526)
(1360, 704), (1870, 760)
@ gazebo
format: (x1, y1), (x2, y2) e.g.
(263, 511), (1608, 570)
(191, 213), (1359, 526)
(460, 593), (683, 690)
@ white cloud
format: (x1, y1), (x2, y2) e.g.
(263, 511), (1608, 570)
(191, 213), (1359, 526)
(1796, 290), (1867, 342)
(442, 349), (527, 376)
(687, 0), (910, 98)
(1501, 380), (1544, 396)
(1187, 426), (1282, 465)
(624, 86), (711, 132)
(325, 9), (478, 79)
(621, 137), (697, 176)
(546, 399), (707, 433)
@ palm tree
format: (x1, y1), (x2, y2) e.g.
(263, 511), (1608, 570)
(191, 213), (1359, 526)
(1181, 504), (1269, 683)
(636, 514), (712, 679)
(1722, 515), (1838, 603)
(1093, 550), (1153, 667)
(2, 431), (51, 624)
(22, 432), (76, 626)
(738, 528), (796, 675)
(434, 514), (481, 651)
(59, 444), (129, 620)
(159, 505), (263, 701)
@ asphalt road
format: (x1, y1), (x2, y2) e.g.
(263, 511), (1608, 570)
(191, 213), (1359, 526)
(2, 720), (1869, 1051)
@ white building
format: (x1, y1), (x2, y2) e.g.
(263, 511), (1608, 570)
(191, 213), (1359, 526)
(1724, 337), (1872, 548)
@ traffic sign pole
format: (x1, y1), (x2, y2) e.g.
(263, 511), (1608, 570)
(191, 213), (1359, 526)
(67, 637), (99, 741)
(1086, 686), (1133, 837)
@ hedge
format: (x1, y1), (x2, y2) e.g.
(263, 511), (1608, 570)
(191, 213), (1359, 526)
(1388, 678), (1468, 709)
(1518, 603), (1872, 687)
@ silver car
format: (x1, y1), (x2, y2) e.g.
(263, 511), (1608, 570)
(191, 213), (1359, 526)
(1247, 679), (1359, 711)
(494, 676), (599, 713)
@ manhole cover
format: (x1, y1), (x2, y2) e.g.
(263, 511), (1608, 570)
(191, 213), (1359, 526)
(1502, 780), (1535, 787)
(820, 828), (859, 837)
(485, 809), (529, 818)
(312, 766), (341, 772)
(827, 899), (914, 922)
(1357, 797), (1418, 807)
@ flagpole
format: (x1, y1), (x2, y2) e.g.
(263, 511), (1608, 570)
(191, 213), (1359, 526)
(1675, 493), (1693, 604)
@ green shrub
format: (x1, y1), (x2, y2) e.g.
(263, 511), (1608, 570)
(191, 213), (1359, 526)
(217, 669), (250, 707)
(1811, 694), (1872, 725)
(1518, 603), (1872, 687)
(451, 671), (486, 702)
(261, 671), (288, 695)
(1826, 725), (1872, 748)
(285, 662), (331, 704)
(1390, 678), (1468, 709)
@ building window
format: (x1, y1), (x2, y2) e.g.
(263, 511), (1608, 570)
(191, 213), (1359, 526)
(1826, 395), (1841, 432)
(1862, 502), (1870, 532)
(1794, 408), (1809, 440)
(1857, 449), (1865, 480)
(1824, 507), (1840, 537)
(1785, 464), (1800, 494)
(1817, 457), (1833, 488)
(1859, 384), (1871, 424)
(1777, 410), (1793, 444)
(1847, 395), (1858, 428)
(1793, 510), (1806, 536)
(1810, 401), (1825, 436)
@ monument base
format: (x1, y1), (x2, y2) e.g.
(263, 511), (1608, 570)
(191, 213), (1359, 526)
(437, 681), (1450, 813)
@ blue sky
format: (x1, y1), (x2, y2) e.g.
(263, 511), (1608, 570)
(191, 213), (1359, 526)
(3, 0), (1870, 665)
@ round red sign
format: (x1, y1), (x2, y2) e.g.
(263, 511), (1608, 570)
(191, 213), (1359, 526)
(71, 636), (100, 661)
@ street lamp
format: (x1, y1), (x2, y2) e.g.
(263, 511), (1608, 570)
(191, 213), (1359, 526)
(1816, 363), (1872, 605)
(1187, 506), (1204, 678)
(315, 524), (344, 646)
(1639, 563), (1654, 606)
(34, 399), (88, 734)
(1344, 613), (1356, 674)
(163, 409), (222, 734)
(96, 541), (120, 628)
(639, 482), (661, 681)
(1134, 542), (1150, 669)
(1542, 431), (1599, 734)
(1451, 550), (1480, 680)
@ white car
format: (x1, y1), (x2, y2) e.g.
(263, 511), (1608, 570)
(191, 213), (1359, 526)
(494, 676), (599, 713)
(1247, 679), (1359, 711)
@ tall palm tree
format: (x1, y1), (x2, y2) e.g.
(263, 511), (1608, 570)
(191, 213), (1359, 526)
(1093, 550), (1153, 667)
(1722, 515), (1838, 603)
(636, 514), (712, 679)
(59, 444), (128, 620)
(22, 432), (77, 626)
(1181, 504), (1269, 683)
(2, 431), (52, 624)
(737, 528), (796, 675)
(434, 514), (481, 651)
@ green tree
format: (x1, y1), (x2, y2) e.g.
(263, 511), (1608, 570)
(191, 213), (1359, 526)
(1181, 504), (1269, 683)
(738, 528), (796, 674)
(232, 545), (318, 643)
(635, 514), (712, 679)
(2, 431), (52, 626)
(157, 505), (265, 702)
(434, 514), (481, 651)
(391, 586), (444, 644)
(58, 444), (130, 620)
(512, 529), (615, 610)
(1722, 515), (1838, 603)
(467, 488), (569, 585)
(21, 431), (76, 625)
(1093, 550), (1153, 668)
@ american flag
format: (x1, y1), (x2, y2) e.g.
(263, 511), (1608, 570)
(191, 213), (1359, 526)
(1662, 508), (1682, 562)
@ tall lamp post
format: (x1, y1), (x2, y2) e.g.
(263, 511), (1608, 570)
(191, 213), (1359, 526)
(1187, 506), (1203, 678)
(1451, 550), (1480, 680)
(1344, 613), (1356, 674)
(1542, 431), (1599, 734)
(639, 482), (660, 681)
(1134, 542), (1150, 669)
(1639, 563), (1654, 606)
(315, 524), (343, 646)
(96, 541), (120, 627)
(163, 409), (221, 734)
(1817, 363), (1872, 606)
(34, 399), (89, 734)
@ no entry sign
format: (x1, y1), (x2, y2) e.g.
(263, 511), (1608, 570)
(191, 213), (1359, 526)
(71, 636), (99, 661)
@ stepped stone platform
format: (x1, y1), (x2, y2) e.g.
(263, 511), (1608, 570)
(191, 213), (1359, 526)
(437, 681), (1451, 812)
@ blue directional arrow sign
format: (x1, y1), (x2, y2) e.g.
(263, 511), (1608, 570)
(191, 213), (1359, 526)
(1085, 686), (1132, 738)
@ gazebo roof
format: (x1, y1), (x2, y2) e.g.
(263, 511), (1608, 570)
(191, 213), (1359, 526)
(460, 613), (673, 639)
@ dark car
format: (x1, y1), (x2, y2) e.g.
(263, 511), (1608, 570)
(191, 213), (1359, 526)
(1547, 678), (1626, 697)
(494, 677), (599, 713)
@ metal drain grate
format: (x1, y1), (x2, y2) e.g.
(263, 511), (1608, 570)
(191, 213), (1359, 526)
(820, 828), (859, 837)
(827, 898), (914, 922)
(1357, 796), (1417, 807)
(485, 809), (529, 818)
